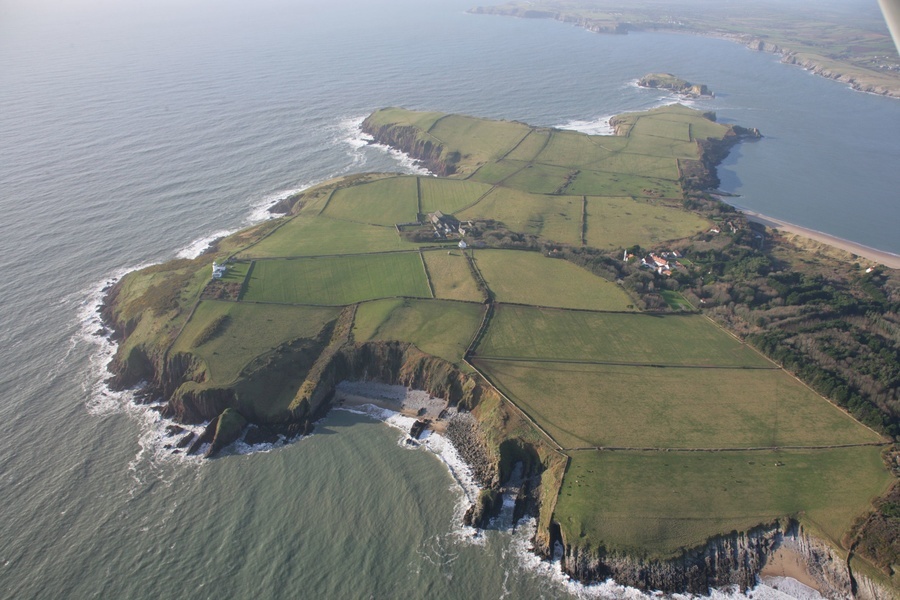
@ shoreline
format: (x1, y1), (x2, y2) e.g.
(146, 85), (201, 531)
(723, 203), (900, 269)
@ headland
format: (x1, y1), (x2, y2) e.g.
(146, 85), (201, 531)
(101, 104), (899, 596)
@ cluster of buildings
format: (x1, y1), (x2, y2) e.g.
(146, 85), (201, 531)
(211, 262), (227, 280)
(428, 211), (470, 239)
(625, 249), (686, 277)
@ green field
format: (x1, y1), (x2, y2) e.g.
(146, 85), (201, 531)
(457, 188), (583, 245)
(475, 360), (881, 449)
(172, 300), (339, 384)
(503, 129), (552, 162)
(583, 196), (709, 249)
(533, 130), (622, 169)
(242, 253), (431, 305)
(500, 162), (579, 195)
(419, 177), (493, 215)
(555, 447), (893, 558)
(473, 250), (635, 311)
(477, 306), (772, 367)
(353, 298), (484, 365)
(322, 176), (418, 226)
(428, 114), (531, 167)
(240, 215), (417, 258)
(468, 159), (529, 185)
(422, 250), (484, 302)
(567, 170), (683, 198)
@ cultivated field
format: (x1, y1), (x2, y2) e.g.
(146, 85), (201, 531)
(476, 306), (772, 367)
(422, 250), (484, 302)
(475, 360), (881, 449)
(554, 447), (892, 558)
(242, 253), (431, 305)
(172, 300), (339, 384)
(473, 249), (635, 311)
(353, 298), (484, 365)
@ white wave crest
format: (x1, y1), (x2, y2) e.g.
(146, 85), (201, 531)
(175, 229), (237, 259)
(555, 116), (616, 136)
(337, 114), (434, 176)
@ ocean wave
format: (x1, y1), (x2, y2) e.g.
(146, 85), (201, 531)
(555, 116), (616, 136)
(337, 114), (434, 176)
(175, 229), (237, 259)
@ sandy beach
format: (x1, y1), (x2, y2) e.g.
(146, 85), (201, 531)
(759, 545), (825, 597)
(332, 381), (451, 431)
(732, 206), (900, 269)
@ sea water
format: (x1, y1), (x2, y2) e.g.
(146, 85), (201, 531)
(1, 0), (896, 597)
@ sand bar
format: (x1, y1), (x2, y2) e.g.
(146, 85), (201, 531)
(731, 205), (900, 269)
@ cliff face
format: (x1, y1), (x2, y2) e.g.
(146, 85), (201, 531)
(562, 525), (779, 594)
(359, 119), (460, 176)
(743, 38), (900, 99)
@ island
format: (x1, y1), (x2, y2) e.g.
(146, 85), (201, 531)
(638, 73), (712, 98)
(468, 0), (900, 99)
(101, 104), (899, 597)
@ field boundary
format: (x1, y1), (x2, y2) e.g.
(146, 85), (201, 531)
(564, 442), (889, 453)
(472, 356), (780, 370)
(419, 249), (435, 298)
(464, 355), (564, 452)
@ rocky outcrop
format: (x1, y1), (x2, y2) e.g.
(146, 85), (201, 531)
(360, 118), (460, 176)
(680, 123), (762, 192)
(205, 408), (247, 458)
(444, 411), (496, 486)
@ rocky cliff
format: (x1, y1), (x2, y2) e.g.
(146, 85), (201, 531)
(560, 521), (896, 597)
(360, 118), (461, 176)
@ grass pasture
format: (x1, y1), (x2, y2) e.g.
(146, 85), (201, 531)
(353, 298), (484, 365)
(418, 177), (493, 215)
(629, 115), (692, 142)
(474, 360), (882, 449)
(428, 114), (531, 168)
(476, 306), (772, 367)
(363, 107), (446, 133)
(503, 129), (552, 162)
(583, 196), (709, 249)
(473, 250), (634, 311)
(422, 250), (484, 302)
(565, 170), (683, 199)
(534, 130), (620, 169)
(468, 159), (529, 185)
(595, 152), (679, 180)
(457, 188), (583, 245)
(322, 176), (418, 226)
(555, 447), (892, 558)
(500, 162), (578, 195)
(172, 301), (339, 384)
(239, 216), (416, 258)
(241, 253), (431, 305)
